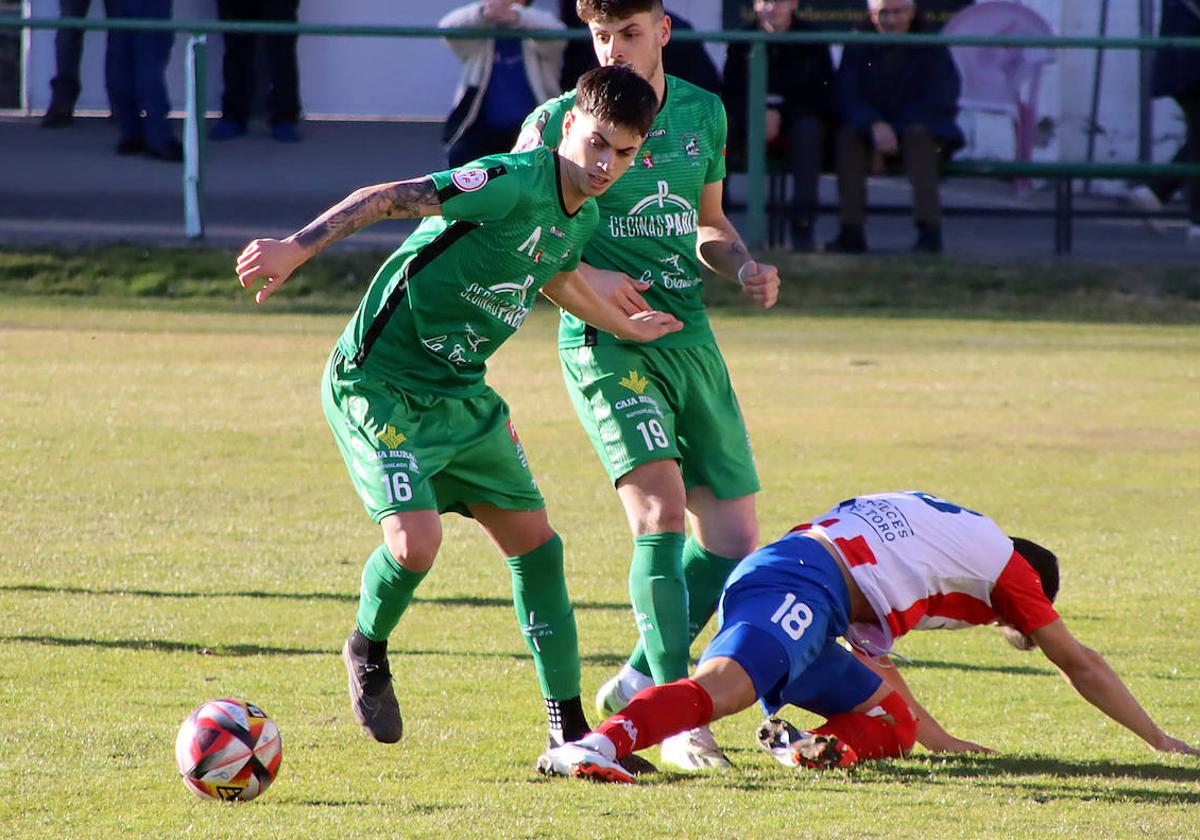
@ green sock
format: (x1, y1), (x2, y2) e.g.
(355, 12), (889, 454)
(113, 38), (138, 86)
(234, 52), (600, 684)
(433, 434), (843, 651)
(506, 533), (581, 701)
(355, 544), (429, 642)
(628, 536), (742, 679)
(628, 531), (690, 684)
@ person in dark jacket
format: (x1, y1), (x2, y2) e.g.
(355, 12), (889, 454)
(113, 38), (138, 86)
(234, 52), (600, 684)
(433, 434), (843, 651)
(724, 0), (834, 251)
(558, 1), (720, 93)
(827, 0), (963, 254)
(1130, 0), (1200, 243)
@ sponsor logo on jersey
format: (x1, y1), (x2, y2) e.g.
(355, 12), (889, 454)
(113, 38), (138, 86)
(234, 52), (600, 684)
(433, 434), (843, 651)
(451, 168), (488, 192)
(377, 424), (407, 449)
(463, 322), (490, 352)
(549, 225), (566, 238)
(681, 133), (701, 159)
(618, 369), (650, 394)
(460, 282), (531, 328)
(646, 128), (666, 138)
(610, 180), (698, 240)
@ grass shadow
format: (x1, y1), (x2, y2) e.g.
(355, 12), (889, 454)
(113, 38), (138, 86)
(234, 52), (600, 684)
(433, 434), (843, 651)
(902, 657), (1055, 678)
(0, 633), (627, 666)
(908, 752), (1200, 785)
(0, 583), (628, 611)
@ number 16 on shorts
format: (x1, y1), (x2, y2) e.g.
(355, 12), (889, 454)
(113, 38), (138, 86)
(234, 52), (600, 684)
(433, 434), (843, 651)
(771, 593), (813, 640)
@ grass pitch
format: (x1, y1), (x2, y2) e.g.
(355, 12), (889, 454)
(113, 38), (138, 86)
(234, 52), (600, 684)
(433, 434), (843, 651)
(1, 292), (1198, 839)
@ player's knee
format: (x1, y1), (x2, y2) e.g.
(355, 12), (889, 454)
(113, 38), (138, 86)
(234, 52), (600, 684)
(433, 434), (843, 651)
(381, 520), (441, 573)
(626, 495), (686, 535)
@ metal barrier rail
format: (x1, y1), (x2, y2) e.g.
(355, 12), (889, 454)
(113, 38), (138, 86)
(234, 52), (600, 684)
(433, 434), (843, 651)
(9, 16), (1200, 245)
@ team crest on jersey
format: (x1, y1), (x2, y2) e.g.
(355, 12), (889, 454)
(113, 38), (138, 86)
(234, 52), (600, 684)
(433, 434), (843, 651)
(451, 168), (488, 192)
(681, 133), (701, 159)
(641, 151), (654, 169)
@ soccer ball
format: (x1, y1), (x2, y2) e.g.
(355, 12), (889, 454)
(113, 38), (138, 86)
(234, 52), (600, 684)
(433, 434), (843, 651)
(174, 698), (283, 801)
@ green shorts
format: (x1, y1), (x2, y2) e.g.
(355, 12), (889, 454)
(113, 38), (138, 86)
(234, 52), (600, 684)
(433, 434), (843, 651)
(322, 348), (544, 522)
(558, 342), (760, 499)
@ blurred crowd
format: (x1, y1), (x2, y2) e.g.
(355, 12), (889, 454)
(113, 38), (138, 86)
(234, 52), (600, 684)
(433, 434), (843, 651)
(38, 0), (1200, 252)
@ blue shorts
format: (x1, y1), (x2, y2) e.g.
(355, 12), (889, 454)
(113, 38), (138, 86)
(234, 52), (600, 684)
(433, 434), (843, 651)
(698, 534), (882, 717)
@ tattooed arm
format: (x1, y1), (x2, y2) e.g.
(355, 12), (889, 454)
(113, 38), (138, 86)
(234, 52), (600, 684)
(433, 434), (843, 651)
(236, 178), (440, 304)
(696, 180), (780, 310)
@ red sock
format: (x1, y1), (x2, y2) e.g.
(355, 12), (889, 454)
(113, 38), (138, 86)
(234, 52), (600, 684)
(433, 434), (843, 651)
(594, 678), (714, 758)
(813, 691), (917, 760)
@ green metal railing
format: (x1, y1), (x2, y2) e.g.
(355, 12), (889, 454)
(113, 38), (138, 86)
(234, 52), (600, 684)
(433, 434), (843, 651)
(10, 16), (1200, 245)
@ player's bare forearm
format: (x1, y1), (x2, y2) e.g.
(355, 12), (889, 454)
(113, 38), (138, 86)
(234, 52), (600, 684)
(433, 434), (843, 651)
(289, 178), (441, 256)
(696, 181), (780, 309)
(542, 271), (681, 342)
(696, 218), (753, 280)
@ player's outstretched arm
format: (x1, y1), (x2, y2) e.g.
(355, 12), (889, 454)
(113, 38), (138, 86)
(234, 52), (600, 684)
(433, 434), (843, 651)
(1033, 619), (1200, 756)
(854, 650), (995, 754)
(695, 180), (780, 310)
(236, 178), (442, 304)
(542, 270), (682, 342)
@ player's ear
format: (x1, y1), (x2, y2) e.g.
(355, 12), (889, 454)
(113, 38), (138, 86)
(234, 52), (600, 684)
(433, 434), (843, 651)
(562, 108), (576, 139)
(658, 13), (672, 47)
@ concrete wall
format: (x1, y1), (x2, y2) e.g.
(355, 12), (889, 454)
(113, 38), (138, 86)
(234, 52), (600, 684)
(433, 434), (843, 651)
(21, 0), (1182, 174)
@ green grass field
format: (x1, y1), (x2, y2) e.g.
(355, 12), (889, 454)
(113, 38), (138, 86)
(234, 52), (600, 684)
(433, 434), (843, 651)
(1, 287), (1198, 839)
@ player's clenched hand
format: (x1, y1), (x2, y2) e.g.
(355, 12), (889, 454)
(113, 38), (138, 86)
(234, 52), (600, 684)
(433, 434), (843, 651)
(587, 268), (651, 316)
(738, 260), (780, 310)
(236, 238), (307, 304)
(615, 310), (682, 343)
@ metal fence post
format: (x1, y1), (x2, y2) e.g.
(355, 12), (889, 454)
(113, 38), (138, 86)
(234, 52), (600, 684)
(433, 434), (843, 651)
(184, 33), (207, 239)
(744, 40), (767, 252)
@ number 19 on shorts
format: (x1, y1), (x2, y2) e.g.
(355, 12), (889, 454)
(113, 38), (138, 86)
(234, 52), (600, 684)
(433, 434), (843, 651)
(636, 419), (669, 451)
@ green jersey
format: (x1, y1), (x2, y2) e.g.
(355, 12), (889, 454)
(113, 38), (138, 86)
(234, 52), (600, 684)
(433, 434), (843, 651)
(335, 147), (598, 396)
(520, 75), (727, 349)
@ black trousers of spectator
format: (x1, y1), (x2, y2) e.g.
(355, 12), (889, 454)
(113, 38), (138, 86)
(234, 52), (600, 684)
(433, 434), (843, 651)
(216, 0), (301, 127)
(775, 116), (824, 234)
(836, 123), (944, 226)
(49, 0), (114, 114)
(1145, 95), (1200, 225)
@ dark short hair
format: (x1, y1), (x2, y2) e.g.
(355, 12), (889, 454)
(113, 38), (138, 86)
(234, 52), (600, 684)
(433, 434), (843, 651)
(577, 0), (664, 23)
(574, 65), (658, 137)
(1011, 537), (1060, 603)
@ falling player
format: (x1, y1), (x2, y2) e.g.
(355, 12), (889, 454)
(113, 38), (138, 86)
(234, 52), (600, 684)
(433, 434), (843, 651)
(537, 491), (1200, 782)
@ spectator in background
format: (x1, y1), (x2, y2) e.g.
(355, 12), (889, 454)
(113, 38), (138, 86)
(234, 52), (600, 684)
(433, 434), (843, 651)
(209, 1), (303, 143)
(42, 0), (106, 128)
(558, 1), (720, 94)
(107, 0), (182, 160)
(439, 0), (566, 168)
(724, 0), (834, 251)
(1130, 0), (1200, 245)
(827, 0), (963, 254)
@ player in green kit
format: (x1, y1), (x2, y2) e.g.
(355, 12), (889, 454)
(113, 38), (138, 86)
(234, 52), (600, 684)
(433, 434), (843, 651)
(235, 66), (673, 758)
(517, 0), (782, 771)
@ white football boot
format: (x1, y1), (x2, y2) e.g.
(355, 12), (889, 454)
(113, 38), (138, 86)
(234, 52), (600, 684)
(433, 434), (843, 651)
(536, 743), (637, 784)
(659, 725), (733, 771)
